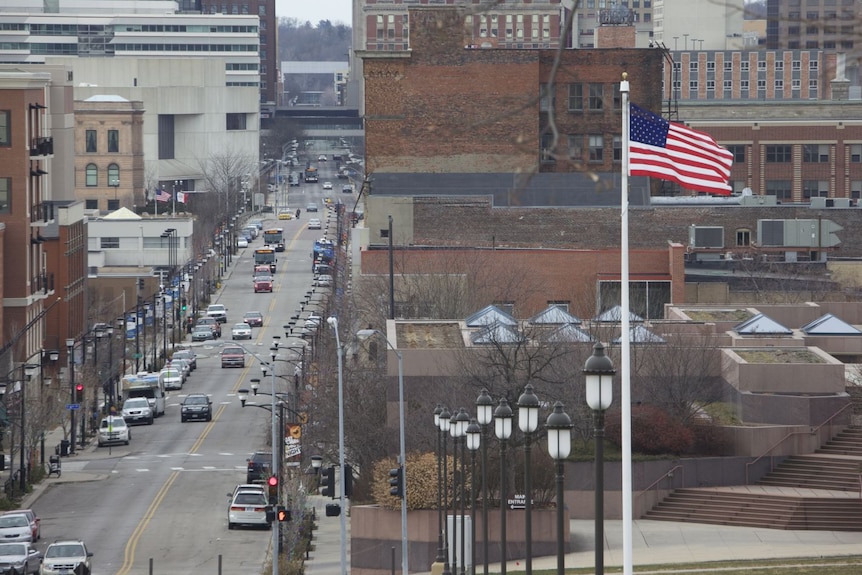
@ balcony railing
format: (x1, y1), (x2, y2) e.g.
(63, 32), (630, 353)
(31, 273), (54, 296)
(30, 137), (53, 157)
(30, 203), (54, 224)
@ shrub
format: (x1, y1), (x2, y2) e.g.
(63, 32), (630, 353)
(606, 405), (694, 455)
(371, 452), (460, 511)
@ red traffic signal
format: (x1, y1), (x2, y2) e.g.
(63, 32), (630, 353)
(75, 383), (84, 403)
(267, 475), (278, 487)
(267, 475), (278, 504)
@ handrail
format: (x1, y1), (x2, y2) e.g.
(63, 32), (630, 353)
(745, 402), (853, 484)
(635, 464), (684, 505)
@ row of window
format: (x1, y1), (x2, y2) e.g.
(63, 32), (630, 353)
(98, 236), (188, 248)
(541, 133), (622, 164)
(207, 4), (267, 15)
(85, 129), (119, 154)
(674, 59), (819, 72)
(757, 180), (862, 200)
(114, 43), (258, 52)
(672, 79), (819, 91)
(84, 164), (121, 187)
(26, 23), (259, 35)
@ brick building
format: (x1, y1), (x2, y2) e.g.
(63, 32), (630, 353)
(74, 96), (145, 212)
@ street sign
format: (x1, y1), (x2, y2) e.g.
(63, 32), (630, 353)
(66, 404), (80, 410)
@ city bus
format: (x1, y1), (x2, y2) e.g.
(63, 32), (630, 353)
(262, 228), (285, 252)
(253, 247), (277, 273)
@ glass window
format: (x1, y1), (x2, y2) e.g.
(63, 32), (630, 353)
(85, 163), (98, 186)
(0, 111), (9, 146)
(85, 199), (98, 210)
(86, 130), (97, 153)
(107, 163), (120, 186)
(567, 134), (582, 161)
(802, 180), (829, 198)
(613, 135), (622, 162)
(765, 180), (792, 199)
(567, 83), (583, 111)
(226, 113), (247, 130)
(158, 115), (175, 160)
(736, 229), (751, 247)
(108, 129), (119, 153)
(101, 237), (120, 249)
(850, 144), (862, 162)
(765, 145), (791, 162)
(0, 177), (9, 213)
(540, 132), (556, 164)
(589, 135), (603, 162)
(107, 199), (119, 211)
(802, 144), (829, 162)
(726, 145), (745, 163)
(588, 84), (603, 110)
(741, 61), (749, 72)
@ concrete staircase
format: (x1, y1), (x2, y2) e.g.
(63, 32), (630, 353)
(643, 426), (862, 531)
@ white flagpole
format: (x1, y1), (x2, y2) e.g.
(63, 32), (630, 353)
(155, 189), (159, 217)
(619, 74), (633, 575)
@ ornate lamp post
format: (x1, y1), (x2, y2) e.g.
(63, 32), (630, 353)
(493, 398), (513, 575)
(584, 343), (616, 575)
(546, 402), (573, 575)
(434, 405), (446, 565)
(438, 407), (452, 575)
(454, 407), (470, 575)
(516, 384), (540, 575)
(466, 418), (481, 575)
(475, 389), (493, 575)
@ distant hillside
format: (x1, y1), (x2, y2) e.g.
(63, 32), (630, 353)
(278, 18), (351, 62)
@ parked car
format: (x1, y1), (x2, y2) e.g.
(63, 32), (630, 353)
(220, 346), (245, 368)
(231, 322), (253, 340)
(122, 397), (154, 426)
(307, 218), (322, 230)
(246, 452), (272, 485)
(242, 311), (263, 327)
(314, 274), (333, 288)
(237, 237), (249, 248)
(322, 181), (332, 190)
(227, 489), (270, 530)
(191, 325), (214, 342)
(0, 515), (31, 543)
(170, 358), (191, 381)
(172, 349), (197, 370)
(0, 542), (41, 575)
(254, 276), (273, 293)
(3, 510), (39, 541)
(40, 540), (92, 575)
(180, 393), (212, 422)
(98, 415), (130, 447)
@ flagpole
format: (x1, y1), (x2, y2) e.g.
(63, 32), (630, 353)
(619, 73), (633, 575)
(155, 188), (159, 217)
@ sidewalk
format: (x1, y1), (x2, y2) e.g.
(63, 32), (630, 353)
(300, 511), (862, 575)
(305, 494), (351, 575)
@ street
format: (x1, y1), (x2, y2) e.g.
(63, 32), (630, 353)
(28, 159), (345, 575)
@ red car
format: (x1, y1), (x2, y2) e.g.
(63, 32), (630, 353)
(243, 311), (264, 327)
(254, 275), (273, 293)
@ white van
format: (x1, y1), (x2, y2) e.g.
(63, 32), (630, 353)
(122, 373), (166, 417)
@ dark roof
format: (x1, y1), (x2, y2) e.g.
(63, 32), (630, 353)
(370, 172), (652, 207)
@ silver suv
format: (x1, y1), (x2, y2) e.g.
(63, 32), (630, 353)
(40, 540), (92, 575)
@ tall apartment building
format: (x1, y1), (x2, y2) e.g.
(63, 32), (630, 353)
(766, 0), (858, 53)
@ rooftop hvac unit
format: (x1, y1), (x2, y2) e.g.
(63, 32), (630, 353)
(688, 225), (724, 249)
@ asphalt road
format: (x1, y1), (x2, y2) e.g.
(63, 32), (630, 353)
(29, 168), (343, 574)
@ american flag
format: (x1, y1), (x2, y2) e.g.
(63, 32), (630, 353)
(628, 103), (733, 195)
(156, 188), (171, 202)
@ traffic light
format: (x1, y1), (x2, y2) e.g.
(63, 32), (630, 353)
(75, 383), (84, 403)
(265, 505), (275, 523)
(389, 466), (404, 498)
(267, 475), (278, 504)
(276, 505), (291, 522)
(344, 464), (353, 498)
(320, 465), (335, 498)
(181, 298), (188, 313)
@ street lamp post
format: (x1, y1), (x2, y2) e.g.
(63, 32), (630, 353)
(475, 389), (493, 575)
(356, 328), (408, 575)
(438, 407), (452, 575)
(545, 402), (573, 575)
(434, 405), (446, 565)
(517, 385), (540, 575)
(584, 343), (615, 575)
(66, 338), (76, 454)
(466, 419), (481, 575)
(454, 408), (469, 575)
(325, 317), (348, 575)
(493, 398), (513, 575)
